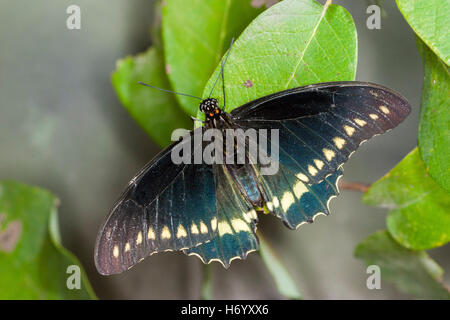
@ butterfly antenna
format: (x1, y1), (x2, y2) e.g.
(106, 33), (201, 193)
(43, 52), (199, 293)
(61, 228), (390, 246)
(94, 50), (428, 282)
(190, 116), (205, 124)
(208, 38), (235, 109)
(138, 81), (203, 100)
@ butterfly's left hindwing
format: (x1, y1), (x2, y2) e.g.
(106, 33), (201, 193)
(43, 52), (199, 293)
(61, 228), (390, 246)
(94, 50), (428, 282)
(258, 161), (342, 229)
(230, 82), (410, 229)
(184, 164), (259, 267)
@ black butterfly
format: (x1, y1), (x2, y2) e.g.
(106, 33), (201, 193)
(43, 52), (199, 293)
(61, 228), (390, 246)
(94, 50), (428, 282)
(95, 70), (410, 275)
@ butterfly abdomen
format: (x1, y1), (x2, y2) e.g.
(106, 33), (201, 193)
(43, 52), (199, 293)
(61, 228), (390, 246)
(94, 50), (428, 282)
(226, 163), (264, 210)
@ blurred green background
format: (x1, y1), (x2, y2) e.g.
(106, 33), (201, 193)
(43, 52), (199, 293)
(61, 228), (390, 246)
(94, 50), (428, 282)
(0, 0), (448, 299)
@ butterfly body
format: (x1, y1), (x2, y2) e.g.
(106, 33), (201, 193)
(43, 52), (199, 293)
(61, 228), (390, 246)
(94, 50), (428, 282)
(201, 100), (267, 209)
(95, 81), (410, 275)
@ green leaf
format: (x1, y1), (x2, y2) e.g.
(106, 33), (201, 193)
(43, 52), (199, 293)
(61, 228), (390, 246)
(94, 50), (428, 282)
(112, 47), (191, 148)
(363, 148), (450, 250)
(197, 0), (357, 121)
(162, 0), (266, 116)
(396, 0), (450, 65)
(200, 264), (213, 300)
(417, 39), (450, 192)
(259, 234), (302, 299)
(355, 230), (450, 300)
(0, 181), (96, 299)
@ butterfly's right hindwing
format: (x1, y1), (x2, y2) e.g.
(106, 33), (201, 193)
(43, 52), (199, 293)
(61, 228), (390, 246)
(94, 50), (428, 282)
(95, 128), (217, 275)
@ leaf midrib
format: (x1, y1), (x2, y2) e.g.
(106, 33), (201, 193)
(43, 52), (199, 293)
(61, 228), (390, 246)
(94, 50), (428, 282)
(284, 1), (331, 89)
(215, 0), (231, 64)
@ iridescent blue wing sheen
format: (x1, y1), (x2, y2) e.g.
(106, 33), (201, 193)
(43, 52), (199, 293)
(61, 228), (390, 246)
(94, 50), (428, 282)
(232, 82), (411, 185)
(184, 164), (259, 267)
(95, 128), (217, 275)
(238, 126), (342, 229)
(257, 160), (342, 229)
(231, 82), (410, 229)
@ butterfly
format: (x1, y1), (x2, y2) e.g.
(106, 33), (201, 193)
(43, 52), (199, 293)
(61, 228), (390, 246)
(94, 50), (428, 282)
(95, 70), (411, 275)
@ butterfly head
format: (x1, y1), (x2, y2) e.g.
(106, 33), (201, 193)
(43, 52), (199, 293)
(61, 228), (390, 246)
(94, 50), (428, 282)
(200, 98), (221, 120)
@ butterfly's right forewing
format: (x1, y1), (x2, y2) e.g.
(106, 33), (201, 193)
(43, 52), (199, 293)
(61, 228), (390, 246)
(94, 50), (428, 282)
(95, 128), (217, 275)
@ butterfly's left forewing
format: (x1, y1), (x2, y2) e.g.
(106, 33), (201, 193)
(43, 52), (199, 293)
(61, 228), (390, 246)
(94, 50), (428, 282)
(232, 82), (411, 185)
(231, 82), (410, 229)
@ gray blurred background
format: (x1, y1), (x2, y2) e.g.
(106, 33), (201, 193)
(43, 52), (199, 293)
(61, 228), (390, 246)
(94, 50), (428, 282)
(0, 0), (448, 299)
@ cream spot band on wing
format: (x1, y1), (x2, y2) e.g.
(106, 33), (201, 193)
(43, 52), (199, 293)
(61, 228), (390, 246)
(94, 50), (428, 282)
(343, 125), (355, 136)
(293, 181), (308, 199)
(333, 137), (346, 150)
(314, 159), (324, 170)
(369, 113), (379, 120)
(379, 105), (390, 114)
(322, 148), (335, 161)
(147, 227), (156, 240)
(161, 226), (171, 239)
(218, 221), (232, 236)
(125, 242), (130, 252)
(211, 218), (217, 231)
(136, 231), (143, 245)
(296, 173), (309, 183)
(191, 223), (199, 234)
(272, 196), (280, 208)
(281, 191), (295, 211)
(177, 224), (187, 238)
(231, 219), (250, 232)
(243, 210), (252, 223)
(308, 165), (318, 176)
(243, 209), (257, 222)
(354, 118), (367, 127)
(200, 221), (208, 234)
(113, 245), (119, 258)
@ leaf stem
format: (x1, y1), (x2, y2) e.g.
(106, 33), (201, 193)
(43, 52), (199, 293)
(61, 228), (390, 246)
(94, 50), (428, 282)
(339, 180), (371, 193)
(258, 232), (302, 299)
(201, 264), (213, 300)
